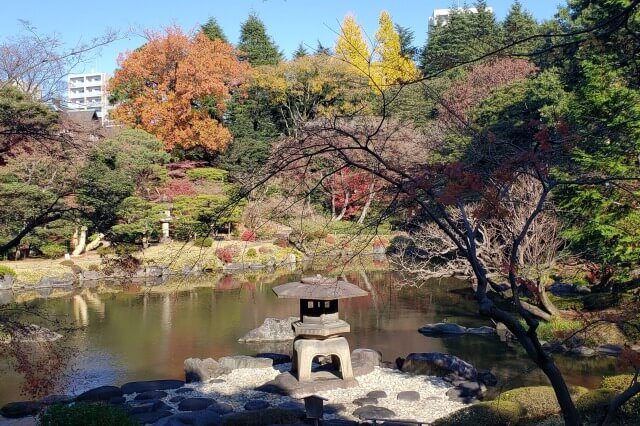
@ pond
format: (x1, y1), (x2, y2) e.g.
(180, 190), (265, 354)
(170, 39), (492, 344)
(0, 269), (627, 405)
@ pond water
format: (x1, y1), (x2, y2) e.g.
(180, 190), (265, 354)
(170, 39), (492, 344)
(0, 269), (627, 405)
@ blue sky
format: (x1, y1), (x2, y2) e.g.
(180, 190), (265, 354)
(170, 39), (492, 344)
(0, 1), (564, 74)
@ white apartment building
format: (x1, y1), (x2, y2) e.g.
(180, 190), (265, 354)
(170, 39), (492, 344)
(67, 72), (112, 125)
(429, 7), (494, 27)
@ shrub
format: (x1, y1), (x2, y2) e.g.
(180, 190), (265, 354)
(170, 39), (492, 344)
(186, 167), (228, 182)
(39, 243), (67, 259)
(194, 237), (213, 247)
(221, 408), (300, 426)
(258, 246), (274, 254)
(576, 388), (618, 421)
(246, 248), (257, 257)
(59, 260), (74, 267)
(216, 247), (234, 263)
(530, 318), (583, 343)
(496, 385), (587, 422)
(372, 237), (388, 248)
(0, 265), (17, 278)
(241, 230), (256, 241)
(325, 234), (337, 245)
(274, 238), (289, 248)
(39, 402), (136, 426)
(96, 246), (115, 256)
(583, 293), (620, 310)
(431, 400), (524, 426)
(600, 374), (640, 418)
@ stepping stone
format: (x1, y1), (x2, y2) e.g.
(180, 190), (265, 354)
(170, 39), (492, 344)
(128, 400), (171, 415)
(134, 390), (168, 401)
(352, 405), (396, 420)
(175, 387), (195, 394)
(353, 397), (378, 406)
(121, 379), (184, 394)
(76, 385), (123, 402)
(367, 390), (387, 399)
(207, 401), (234, 415)
(397, 391), (420, 402)
(178, 397), (215, 411)
(244, 399), (270, 411)
(170, 396), (185, 403)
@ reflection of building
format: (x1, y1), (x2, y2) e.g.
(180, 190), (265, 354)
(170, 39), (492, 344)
(429, 7), (494, 27)
(66, 72), (112, 126)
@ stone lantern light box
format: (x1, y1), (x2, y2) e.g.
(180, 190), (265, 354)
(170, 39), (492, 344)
(272, 275), (368, 383)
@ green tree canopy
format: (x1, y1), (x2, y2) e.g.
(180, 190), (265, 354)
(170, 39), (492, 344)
(238, 13), (283, 65)
(201, 17), (227, 42)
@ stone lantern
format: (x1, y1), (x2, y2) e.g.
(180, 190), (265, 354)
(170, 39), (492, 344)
(272, 275), (368, 382)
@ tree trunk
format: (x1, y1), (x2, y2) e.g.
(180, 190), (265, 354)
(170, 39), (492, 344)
(539, 284), (561, 317)
(333, 191), (350, 221)
(72, 226), (87, 256)
(85, 233), (105, 252)
(599, 379), (640, 425)
(357, 182), (376, 224)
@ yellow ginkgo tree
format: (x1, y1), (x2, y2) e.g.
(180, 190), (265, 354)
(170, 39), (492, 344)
(336, 11), (419, 89)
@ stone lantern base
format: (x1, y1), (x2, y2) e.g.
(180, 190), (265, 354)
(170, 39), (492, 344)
(292, 336), (354, 382)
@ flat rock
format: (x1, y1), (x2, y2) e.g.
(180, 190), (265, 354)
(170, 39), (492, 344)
(178, 398), (215, 411)
(238, 317), (297, 343)
(352, 405), (396, 420)
(244, 399), (270, 410)
(446, 380), (484, 403)
(257, 371), (358, 398)
(12, 324), (63, 343)
(128, 400), (171, 414)
(542, 342), (568, 354)
(596, 344), (623, 356)
(121, 379), (184, 394)
(255, 353), (292, 365)
(76, 385), (123, 402)
(419, 323), (468, 335)
(467, 326), (496, 335)
(0, 401), (43, 418)
(170, 396), (185, 403)
(367, 390), (387, 399)
(134, 390), (168, 400)
(175, 387), (195, 394)
(396, 391), (420, 402)
(352, 397), (378, 406)
(568, 346), (596, 357)
(184, 358), (230, 383)
(401, 353), (477, 381)
(218, 355), (273, 370)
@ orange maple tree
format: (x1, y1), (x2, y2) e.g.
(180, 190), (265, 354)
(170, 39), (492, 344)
(109, 27), (250, 152)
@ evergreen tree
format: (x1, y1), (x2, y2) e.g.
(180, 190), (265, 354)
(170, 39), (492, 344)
(394, 24), (418, 60)
(238, 13), (283, 65)
(292, 42), (309, 59)
(201, 17), (227, 42)
(502, 1), (540, 53)
(315, 40), (332, 55)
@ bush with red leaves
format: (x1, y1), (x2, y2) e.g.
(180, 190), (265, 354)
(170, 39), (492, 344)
(241, 230), (257, 241)
(325, 234), (337, 245)
(215, 248), (234, 263)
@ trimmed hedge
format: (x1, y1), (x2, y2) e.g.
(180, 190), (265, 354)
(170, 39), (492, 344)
(495, 385), (588, 422)
(432, 400), (524, 426)
(576, 388), (617, 422)
(39, 402), (135, 426)
(193, 237), (213, 247)
(600, 374), (640, 419)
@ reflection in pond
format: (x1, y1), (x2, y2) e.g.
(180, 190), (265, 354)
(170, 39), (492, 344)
(0, 270), (629, 404)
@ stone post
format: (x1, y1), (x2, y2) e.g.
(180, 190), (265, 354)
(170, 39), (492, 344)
(160, 210), (172, 243)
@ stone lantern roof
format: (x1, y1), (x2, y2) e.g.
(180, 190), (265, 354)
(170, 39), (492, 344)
(272, 276), (368, 300)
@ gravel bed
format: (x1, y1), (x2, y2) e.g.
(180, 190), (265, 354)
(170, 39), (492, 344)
(147, 364), (464, 423)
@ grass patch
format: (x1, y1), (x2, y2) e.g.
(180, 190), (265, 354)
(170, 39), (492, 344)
(432, 400), (524, 426)
(39, 402), (135, 426)
(495, 385), (587, 422)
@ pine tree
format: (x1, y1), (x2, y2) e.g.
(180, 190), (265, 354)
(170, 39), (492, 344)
(238, 13), (283, 65)
(502, 1), (540, 54)
(201, 17), (227, 42)
(394, 24), (418, 60)
(292, 42), (309, 59)
(315, 40), (332, 56)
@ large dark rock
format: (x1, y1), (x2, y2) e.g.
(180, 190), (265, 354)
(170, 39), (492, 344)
(207, 401), (234, 415)
(237, 317), (297, 342)
(419, 323), (468, 335)
(478, 370), (498, 386)
(12, 324), (63, 343)
(255, 353), (292, 365)
(121, 379), (184, 394)
(76, 385), (123, 402)
(596, 344), (623, 356)
(154, 411), (222, 426)
(184, 358), (230, 383)
(134, 390), (168, 400)
(0, 401), (43, 418)
(568, 346), (596, 357)
(401, 353), (477, 381)
(352, 405), (396, 420)
(244, 399), (270, 410)
(218, 355), (273, 370)
(367, 390), (387, 399)
(178, 397), (215, 411)
(445, 380), (485, 403)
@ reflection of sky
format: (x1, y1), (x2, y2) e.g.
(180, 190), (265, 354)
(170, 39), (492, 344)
(0, 272), (627, 404)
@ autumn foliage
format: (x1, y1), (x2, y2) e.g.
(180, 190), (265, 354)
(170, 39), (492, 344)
(109, 27), (250, 152)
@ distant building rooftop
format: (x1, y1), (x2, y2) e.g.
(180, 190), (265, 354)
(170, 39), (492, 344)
(429, 7), (494, 27)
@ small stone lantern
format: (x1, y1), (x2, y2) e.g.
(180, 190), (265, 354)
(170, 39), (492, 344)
(272, 275), (368, 382)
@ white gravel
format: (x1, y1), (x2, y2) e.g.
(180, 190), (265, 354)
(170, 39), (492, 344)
(161, 364), (465, 424)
